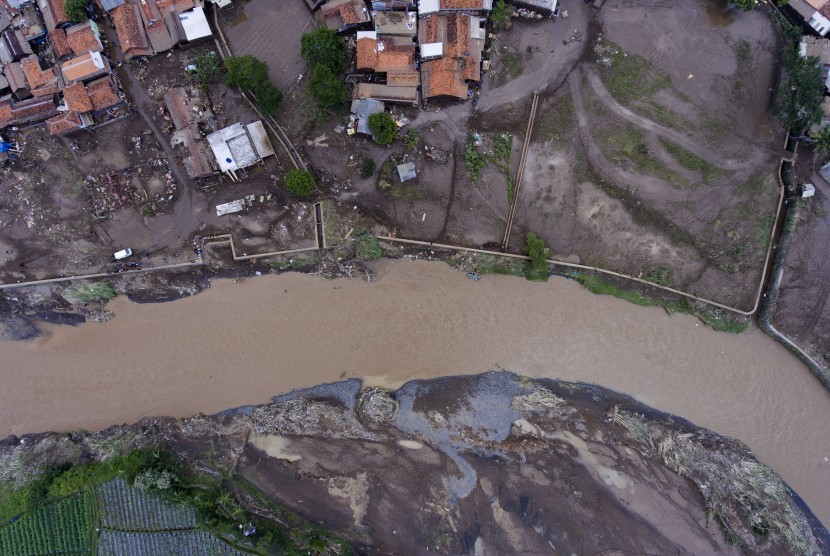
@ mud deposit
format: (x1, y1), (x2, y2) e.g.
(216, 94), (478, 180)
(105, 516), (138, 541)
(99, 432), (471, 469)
(4, 374), (827, 555)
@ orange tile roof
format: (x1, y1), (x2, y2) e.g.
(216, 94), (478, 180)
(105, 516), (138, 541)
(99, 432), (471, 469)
(48, 29), (73, 59)
(86, 76), (122, 110)
(20, 56), (56, 89)
(46, 110), (83, 135)
(61, 51), (109, 82)
(31, 82), (59, 97)
(112, 4), (152, 59)
(156, 0), (194, 13)
(462, 55), (479, 81)
(356, 37), (377, 69)
(63, 81), (93, 112)
(0, 97), (12, 128)
(386, 70), (419, 87)
(356, 37), (415, 72)
(1, 96), (59, 127)
(422, 57), (467, 99)
(338, 3), (359, 24)
(66, 22), (103, 55)
(439, 0), (484, 8)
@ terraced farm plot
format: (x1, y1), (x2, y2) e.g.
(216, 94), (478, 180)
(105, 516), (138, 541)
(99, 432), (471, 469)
(0, 492), (92, 556)
(96, 530), (247, 556)
(96, 477), (198, 531)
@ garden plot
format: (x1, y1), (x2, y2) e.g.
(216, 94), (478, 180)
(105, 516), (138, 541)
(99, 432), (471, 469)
(96, 530), (246, 556)
(0, 492), (92, 556)
(96, 477), (198, 532)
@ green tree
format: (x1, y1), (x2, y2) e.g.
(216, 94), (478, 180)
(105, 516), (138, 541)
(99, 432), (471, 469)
(308, 64), (348, 110)
(491, 0), (511, 29)
(774, 50), (825, 132)
(361, 157), (376, 178)
(284, 169), (315, 196)
(354, 232), (382, 260)
(405, 128), (420, 152)
(64, 0), (88, 21)
(525, 232), (550, 281)
(814, 126), (830, 155)
(732, 0), (757, 9)
(192, 50), (225, 88)
(224, 55), (269, 91)
(368, 112), (398, 145)
(255, 83), (283, 115)
(301, 28), (346, 74)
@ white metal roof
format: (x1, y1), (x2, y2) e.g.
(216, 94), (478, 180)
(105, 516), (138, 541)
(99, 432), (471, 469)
(245, 121), (275, 159)
(179, 7), (212, 42)
(419, 0), (439, 13)
(420, 42), (442, 59)
(356, 30), (378, 40)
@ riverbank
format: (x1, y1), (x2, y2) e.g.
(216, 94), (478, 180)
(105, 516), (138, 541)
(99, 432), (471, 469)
(0, 259), (829, 526)
(2, 373), (827, 555)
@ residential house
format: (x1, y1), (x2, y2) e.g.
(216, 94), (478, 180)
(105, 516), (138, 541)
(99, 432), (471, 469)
(177, 7), (212, 44)
(48, 28), (73, 60)
(65, 20), (104, 55)
(349, 97), (384, 135)
(4, 61), (29, 98)
(371, 10), (416, 41)
(355, 30), (419, 103)
(36, 0), (70, 30)
(207, 121), (275, 174)
(791, 0), (830, 36)
(111, 3), (153, 60)
(418, 13), (484, 100)
(20, 55), (59, 97)
(61, 80), (92, 112)
(13, 3), (46, 43)
(137, 0), (174, 53)
(164, 86), (215, 178)
(0, 94), (59, 129)
(419, 0), (491, 15)
(95, 0), (125, 12)
(317, 0), (370, 30)
(86, 75), (123, 112)
(45, 109), (91, 135)
(60, 50), (110, 83)
(1, 28), (33, 62)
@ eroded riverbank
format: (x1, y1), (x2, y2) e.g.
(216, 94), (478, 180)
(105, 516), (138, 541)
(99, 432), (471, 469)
(1, 259), (829, 524)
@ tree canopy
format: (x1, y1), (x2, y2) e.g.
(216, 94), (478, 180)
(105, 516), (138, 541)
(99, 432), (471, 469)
(368, 112), (398, 145)
(225, 55), (270, 91)
(64, 0), (88, 21)
(284, 169), (315, 196)
(308, 65), (348, 110)
(525, 232), (550, 281)
(774, 50), (825, 132)
(732, 0), (757, 10)
(255, 83), (283, 115)
(301, 29), (346, 74)
(491, 0), (511, 29)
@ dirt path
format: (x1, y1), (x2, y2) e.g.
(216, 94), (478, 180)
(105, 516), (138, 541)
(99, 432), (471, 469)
(585, 68), (767, 171)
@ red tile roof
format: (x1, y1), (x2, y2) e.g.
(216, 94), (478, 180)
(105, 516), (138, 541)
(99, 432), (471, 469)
(156, 0), (194, 14)
(422, 57), (467, 99)
(20, 56), (56, 89)
(63, 81), (93, 112)
(48, 29), (73, 59)
(439, 0), (484, 9)
(66, 21), (103, 55)
(356, 37), (415, 72)
(46, 110), (83, 135)
(112, 4), (153, 59)
(60, 51), (109, 82)
(31, 82), (59, 97)
(386, 70), (419, 87)
(86, 76), (122, 110)
(0, 95), (59, 128)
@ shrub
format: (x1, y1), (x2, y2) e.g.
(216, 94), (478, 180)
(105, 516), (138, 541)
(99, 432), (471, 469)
(733, 0), (757, 9)
(308, 64), (348, 110)
(360, 157), (376, 178)
(524, 232), (550, 281)
(405, 129), (420, 152)
(368, 112), (398, 145)
(134, 468), (177, 491)
(64, 282), (116, 304)
(256, 83), (283, 115)
(192, 50), (225, 87)
(64, 0), (88, 21)
(378, 179), (391, 190)
(284, 169), (315, 196)
(300, 28), (346, 73)
(354, 233), (382, 260)
(224, 55), (269, 91)
(491, 0), (511, 29)
(465, 142), (486, 183)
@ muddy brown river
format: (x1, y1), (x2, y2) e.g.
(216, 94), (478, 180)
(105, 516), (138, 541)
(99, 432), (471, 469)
(1, 260), (829, 524)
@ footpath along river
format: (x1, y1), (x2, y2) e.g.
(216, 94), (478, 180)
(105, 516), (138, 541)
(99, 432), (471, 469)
(1, 259), (829, 524)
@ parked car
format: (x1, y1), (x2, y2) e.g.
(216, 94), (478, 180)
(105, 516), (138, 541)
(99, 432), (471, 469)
(113, 248), (133, 260)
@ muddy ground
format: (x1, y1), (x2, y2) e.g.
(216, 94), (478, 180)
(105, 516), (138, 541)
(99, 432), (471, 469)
(1, 372), (826, 555)
(773, 147), (830, 367)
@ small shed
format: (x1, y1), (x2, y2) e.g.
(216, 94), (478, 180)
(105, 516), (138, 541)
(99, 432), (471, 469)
(802, 183), (816, 198)
(350, 98), (384, 136)
(397, 162), (416, 182)
(207, 121), (274, 173)
(420, 42), (442, 59)
(178, 7), (212, 43)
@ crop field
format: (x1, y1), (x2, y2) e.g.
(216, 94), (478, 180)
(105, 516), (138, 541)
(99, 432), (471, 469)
(96, 530), (247, 555)
(95, 478), (197, 531)
(0, 492), (92, 556)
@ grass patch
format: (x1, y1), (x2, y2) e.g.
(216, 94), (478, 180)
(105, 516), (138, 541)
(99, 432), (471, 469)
(575, 274), (748, 333)
(659, 138), (729, 184)
(594, 39), (671, 105)
(448, 252), (527, 277)
(597, 127), (689, 189)
(64, 281), (116, 304)
(465, 142), (487, 183)
(536, 91), (575, 144)
(496, 48), (523, 85)
(491, 134), (514, 203)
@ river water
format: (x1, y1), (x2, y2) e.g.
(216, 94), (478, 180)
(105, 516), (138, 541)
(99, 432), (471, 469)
(1, 259), (829, 524)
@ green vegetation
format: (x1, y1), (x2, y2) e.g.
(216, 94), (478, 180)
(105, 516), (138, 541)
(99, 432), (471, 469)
(659, 138), (728, 184)
(448, 253), (527, 277)
(0, 492), (92, 555)
(360, 157), (376, 178)
(490, 0), (511, 30)
(774, 47), (824, 132)
(64, 281), (115, 304)
(465, 141), (487, 183)
(405, 128), (420, 152)
(308, 65), (348, 111)
(598, 127), (688, 189)
(524, 232), (550, 281)
(64, 0), (88, 21)
(813, 126), (830, 155)
(354, 232), (382, 260)
(284, 169), (315, 196)
(491, 134), (514, 203)
(224, 55), (283, 115)
(192, 50), (225, 88)
(576, 274), (749, 333)
(496, 48), (523, 85)
(300, 28), (346, 74)
(594, 39), (671, 105)
(643, 267), (672, 288)
(733, 0), (757, 9)
(537, 92), (574, 144)
(368, 112), (398, 145)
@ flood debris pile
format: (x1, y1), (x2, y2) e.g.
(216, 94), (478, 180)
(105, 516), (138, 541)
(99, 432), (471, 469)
(0, 373), (827, 555)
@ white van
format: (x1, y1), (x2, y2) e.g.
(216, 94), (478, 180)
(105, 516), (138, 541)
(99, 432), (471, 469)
(114, 248), (133, 260)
